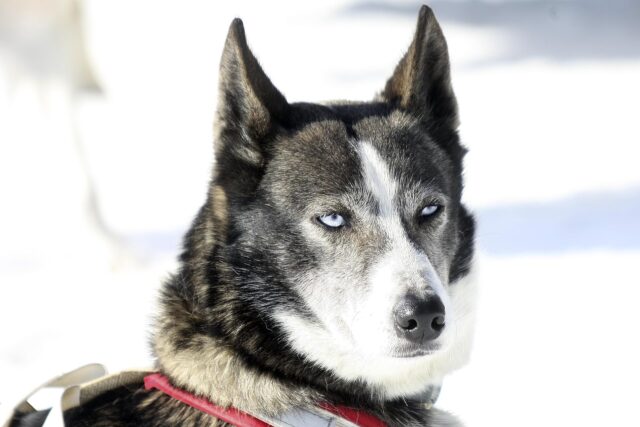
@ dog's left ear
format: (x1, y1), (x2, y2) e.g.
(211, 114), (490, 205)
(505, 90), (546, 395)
(381, 5), (458, 134)
(213, 19), (289, 204)
(216, 18), (289, 153)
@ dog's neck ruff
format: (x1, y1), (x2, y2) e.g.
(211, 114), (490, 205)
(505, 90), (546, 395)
(144, 373), (387, 427)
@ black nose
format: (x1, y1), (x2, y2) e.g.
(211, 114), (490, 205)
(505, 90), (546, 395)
(394, 295), (446, 343)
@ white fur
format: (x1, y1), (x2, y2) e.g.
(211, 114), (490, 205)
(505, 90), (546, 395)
(358, 142), (397, 218)
(274, 268), (477, 398)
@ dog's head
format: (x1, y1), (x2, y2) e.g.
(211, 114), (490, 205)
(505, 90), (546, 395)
(201, 6), (476, 400)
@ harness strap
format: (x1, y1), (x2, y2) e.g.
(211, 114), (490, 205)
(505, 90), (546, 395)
(144, 373), (387, 427)
(144, 374), (270, 427)
(2, 365), (150, 427)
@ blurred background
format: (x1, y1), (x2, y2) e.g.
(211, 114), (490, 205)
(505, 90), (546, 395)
(1, 0), (639, 425)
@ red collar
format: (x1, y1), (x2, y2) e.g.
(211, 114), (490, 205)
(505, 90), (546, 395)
(144, 373), (387, 427)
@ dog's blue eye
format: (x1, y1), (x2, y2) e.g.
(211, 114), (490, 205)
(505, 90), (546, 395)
(318, 213), (346, 228)
(420, 205), (440, 217)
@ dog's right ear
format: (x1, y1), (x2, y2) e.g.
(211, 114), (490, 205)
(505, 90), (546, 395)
(380, 6), (458, 136)
(215, 18), (289, 170)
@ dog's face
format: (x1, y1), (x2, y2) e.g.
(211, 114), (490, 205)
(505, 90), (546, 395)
(261, 114), (476, 398)
(211, 7), (475, 399)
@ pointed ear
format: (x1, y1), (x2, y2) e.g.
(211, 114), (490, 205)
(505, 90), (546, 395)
(216, 18), (289, 156)
(381, 6), (458, 133)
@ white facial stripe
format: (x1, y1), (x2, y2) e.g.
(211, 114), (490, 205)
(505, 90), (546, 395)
(357, 141), (408, 260)
(357, 142), (397, 217)
(357, 141), (447, 298)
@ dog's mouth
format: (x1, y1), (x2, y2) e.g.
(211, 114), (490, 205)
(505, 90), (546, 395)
(390, 342), (441, 358)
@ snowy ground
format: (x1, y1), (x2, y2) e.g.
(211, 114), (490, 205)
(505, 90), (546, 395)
(1, 1), (639, 426)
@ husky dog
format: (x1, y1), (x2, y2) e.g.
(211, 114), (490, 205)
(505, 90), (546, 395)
(9, 5), (476, 427)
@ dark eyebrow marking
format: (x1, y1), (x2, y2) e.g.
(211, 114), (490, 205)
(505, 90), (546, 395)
(344, 120), (358, 139)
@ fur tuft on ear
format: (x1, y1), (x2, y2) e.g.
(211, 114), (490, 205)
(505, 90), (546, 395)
(381, 5), (458, 134)
(215, 18), (289, 163)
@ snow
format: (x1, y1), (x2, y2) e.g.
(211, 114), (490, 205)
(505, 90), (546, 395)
(1, 1), (639, 425)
